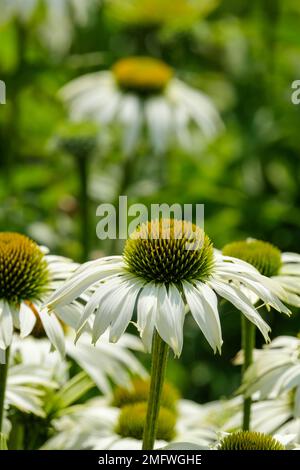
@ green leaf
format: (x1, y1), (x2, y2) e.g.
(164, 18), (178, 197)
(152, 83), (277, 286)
(48, 372), (94, 415)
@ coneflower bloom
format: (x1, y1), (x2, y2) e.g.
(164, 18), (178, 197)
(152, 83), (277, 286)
(0, 232), (81, 358)
(60, 56), (223, 155)
(47, 219), (290, 357)
(222, 239), (300, 307)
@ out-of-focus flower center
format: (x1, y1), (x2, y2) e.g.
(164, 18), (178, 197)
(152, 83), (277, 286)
(0, 232), (49, 304)
(56, 122), (98, 159)
(115, 402), (176, 441)
(219, 431), (285, 450)
(112, 57), (173, 94)
(124, 219), (214, 284)
(222, 239), (282, 277)
(112, 378), (179, 412)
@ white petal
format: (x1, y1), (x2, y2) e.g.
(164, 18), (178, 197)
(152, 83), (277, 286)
(183, 281), (223, 354)
(39, 310), (65, 356)
(210, 279), (271, 342)
(109, 279), (142, 343)
(19, 303), (37, 338)
(0, 301), (13, 348)
(137, 283), (159, 352)
(155, 284), (185, 356)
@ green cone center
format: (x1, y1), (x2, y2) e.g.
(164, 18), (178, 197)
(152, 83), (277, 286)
(112, 378), (179, 412)
(0, 232), (50, 304)
(219, 431), (285, 450)
(222, 239), (282, 277)
(123, 219), (214, 284)
(115, 402), (176, 441)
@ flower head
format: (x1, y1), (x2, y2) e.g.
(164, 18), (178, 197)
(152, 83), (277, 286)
(223, 239), (282, 278)
(218, 431), (285, 450)
(223, 238), (300, 307)
(0, 233), (49, 304)
(0, 232), (81, 357)
(60, 56), (223, 155)
(124, 219), (214, 283)
(48, 219), (290, 357)
(115, 402), (176, 441)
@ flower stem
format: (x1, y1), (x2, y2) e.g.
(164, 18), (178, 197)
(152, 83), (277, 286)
(0, 347), (10, 433)
(241, 316), (255, 431)
(142, 331), (169, 450)
(76, 155), (90, 262)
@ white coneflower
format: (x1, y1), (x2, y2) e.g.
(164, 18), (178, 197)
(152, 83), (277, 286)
(47, 219), (290, 449)
(222, 239), (299, 432)
(60, 56), (223, 155)
(42, 378), (216, 450)
(0, 232), (82, 358)
(222, 239), (300, 308)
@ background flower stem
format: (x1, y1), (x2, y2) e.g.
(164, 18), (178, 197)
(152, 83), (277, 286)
(241, 316), (255, 431)
(76, 155), (90, 262)
(142, 331), (169, 450)
(0, 347), (10, 434)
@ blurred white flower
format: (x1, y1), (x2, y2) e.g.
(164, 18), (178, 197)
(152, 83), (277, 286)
(48, 220), (290, 357)
(0, 0), (102, 54)
(60, 56), (223, 155)
(42, 395), (216, 450)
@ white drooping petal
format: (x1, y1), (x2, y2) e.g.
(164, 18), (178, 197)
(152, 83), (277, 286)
(109, 277), (142, 343)
(183, 281), (223, 354)
(39, 310), (65, 356)
(155, 284), (185, 356)
(137, 283), (159, 352)
(91, 276), (133, 344)
(47, 260), (124, 309)
(281, 252), (300, 264)
(0, 301), (13, 349)
(210, 279), (271, 342)
(145, 97), (172, 154)
(118, 94), (142, 155)
(19, 303), (37, 338)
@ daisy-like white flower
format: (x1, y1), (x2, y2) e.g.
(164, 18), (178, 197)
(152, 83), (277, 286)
(0, 0), (102, 54)
(60, 56), (223, 155)
(42, 378), (216, 450)
(215, 431), (295, 450)
(238, 336), (300, 413)
(222, 239), (300, 307)
(0, 232), (81, 359)
(1, 333), (146, 446)
(48, 219), (291, 357)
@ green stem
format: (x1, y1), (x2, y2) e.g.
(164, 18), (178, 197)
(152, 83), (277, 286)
(109, 155), (134, 255)
(142, 331), (169, 450)
(0, 347), (10, 434)
(241, 316), (255, 431)
(76, 156), (90, 262)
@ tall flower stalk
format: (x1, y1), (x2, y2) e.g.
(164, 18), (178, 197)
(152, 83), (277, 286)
(55, 123), (98, 261)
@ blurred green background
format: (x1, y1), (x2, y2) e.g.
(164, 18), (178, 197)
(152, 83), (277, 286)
(1, 0), (300, 404)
